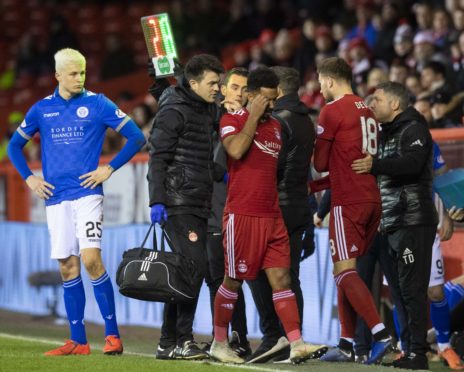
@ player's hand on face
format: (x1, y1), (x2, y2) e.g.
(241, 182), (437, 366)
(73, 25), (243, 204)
(439, 213), (454, 241)
(79, 165), (113, 189)
(351, 153), (373, 174)
(249, 94), (269, 120)
(448, 206), (464, 221)
(26, 175), (55, 200)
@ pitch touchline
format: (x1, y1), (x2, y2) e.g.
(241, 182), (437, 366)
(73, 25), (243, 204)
(0, 333), (290, 372)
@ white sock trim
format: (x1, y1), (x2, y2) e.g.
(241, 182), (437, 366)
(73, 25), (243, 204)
(371, 323), (385, 335)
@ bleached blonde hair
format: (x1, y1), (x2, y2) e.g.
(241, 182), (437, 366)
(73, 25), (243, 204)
(54, 48), (86, 72)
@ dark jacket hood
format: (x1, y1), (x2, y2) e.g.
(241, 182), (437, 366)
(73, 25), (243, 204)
(274, 93), (310, 115)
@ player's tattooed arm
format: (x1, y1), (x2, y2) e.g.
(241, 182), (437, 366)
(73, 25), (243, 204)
(79, 165), (114, 189)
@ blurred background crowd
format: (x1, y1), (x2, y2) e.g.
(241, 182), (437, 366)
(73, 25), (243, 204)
(2, 0), (464, 161)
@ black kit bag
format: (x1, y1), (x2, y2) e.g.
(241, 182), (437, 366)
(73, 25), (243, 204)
(116, 224), (198, 304)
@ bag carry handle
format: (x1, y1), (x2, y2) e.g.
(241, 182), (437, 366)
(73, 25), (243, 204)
(136, 224), (175, 258)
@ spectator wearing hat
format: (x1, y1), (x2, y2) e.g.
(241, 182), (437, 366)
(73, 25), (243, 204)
(412, 31), (450, 72)
(348, 37), (387, 96)
(313, 26), (337, 65)
(393, 25), (415, 66)
(430, 90), (463, 128)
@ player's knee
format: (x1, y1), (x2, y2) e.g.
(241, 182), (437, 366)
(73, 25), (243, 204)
(58, 256), (80, 281)
(81, 250), (105, 278)
(268, 270), (291, 290)
(428, 285), (445, 302)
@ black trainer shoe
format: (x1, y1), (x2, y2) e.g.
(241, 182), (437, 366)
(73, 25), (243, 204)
(155, 344), (176, 360)
(229, 331), (252, 359)
(199, 341), (212, 356)
(175, 340), (209, 360)
(392, 352), (429, 370)
(247, 337), (290, 363)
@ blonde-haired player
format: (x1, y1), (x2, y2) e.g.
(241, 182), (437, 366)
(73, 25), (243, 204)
(7, 48), (146, 355)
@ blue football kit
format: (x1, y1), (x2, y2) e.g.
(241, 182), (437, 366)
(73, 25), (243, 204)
(9, 88), (145, 206)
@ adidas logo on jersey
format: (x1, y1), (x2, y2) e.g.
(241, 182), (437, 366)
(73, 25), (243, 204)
(221, 303), (234, 310)
(350, 245), (358, 252)
(106, 314), (114, 320)
(71, 320), (79, 325)
(403, 248), (413, 255)
(410, 139), (423, 147)
(138, 273), (148, 281)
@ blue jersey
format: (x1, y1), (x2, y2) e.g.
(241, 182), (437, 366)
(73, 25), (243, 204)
(17, 88), (130, 206)
(433, 141), (446, 171)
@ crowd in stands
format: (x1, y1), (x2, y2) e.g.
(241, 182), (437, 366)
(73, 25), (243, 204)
(2, 0), (464, 158)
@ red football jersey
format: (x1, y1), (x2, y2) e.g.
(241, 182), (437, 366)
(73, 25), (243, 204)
(220, 108), (282, 217)
(316, 94), (380, 206)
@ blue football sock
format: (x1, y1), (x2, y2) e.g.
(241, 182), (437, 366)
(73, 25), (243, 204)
(392, 306), (407, 352)
(63, 275), (87, 344)
(91, 272), (119, 337)
(444, 282), (464, 310)
(430, 298), (451, 346)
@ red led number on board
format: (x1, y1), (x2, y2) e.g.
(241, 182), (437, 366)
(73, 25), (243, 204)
(148, 18), (164, 57)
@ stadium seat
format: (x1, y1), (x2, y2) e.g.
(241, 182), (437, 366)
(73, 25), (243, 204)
(28, 270), (62, 318)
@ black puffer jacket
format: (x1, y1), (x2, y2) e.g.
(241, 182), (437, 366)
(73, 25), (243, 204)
(371, 106), (438, 232)
(148, 82), (217, 218)
(274, 93), (315, 206)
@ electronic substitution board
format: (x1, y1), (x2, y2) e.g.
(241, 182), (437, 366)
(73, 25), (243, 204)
(141, 13), (178, 77)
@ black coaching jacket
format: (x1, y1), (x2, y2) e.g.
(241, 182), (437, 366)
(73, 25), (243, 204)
(148, 80), (218, 219)
(371, 106), (438, 232)
(273, 93), (315, 206)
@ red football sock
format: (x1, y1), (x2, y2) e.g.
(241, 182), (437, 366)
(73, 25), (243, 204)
(335, 269), (382, 331)
(272, 289), (301, 343)
(337, 287), (357, 339)
(214, 284), (238, 342)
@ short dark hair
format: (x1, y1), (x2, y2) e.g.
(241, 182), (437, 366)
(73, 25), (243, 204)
(247, 67), (279, 92)
(223, 67), (248, 86)
(184, 54), (224, 82)
(270, 66), (300, 95)
(423, 60), (446, 77)
(376, 81), (410, 111)
(317, 57), (352, 83)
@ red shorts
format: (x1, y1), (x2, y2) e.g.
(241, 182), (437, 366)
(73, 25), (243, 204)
(329, 203), (381, 263)
(223, 213), (290, 280)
